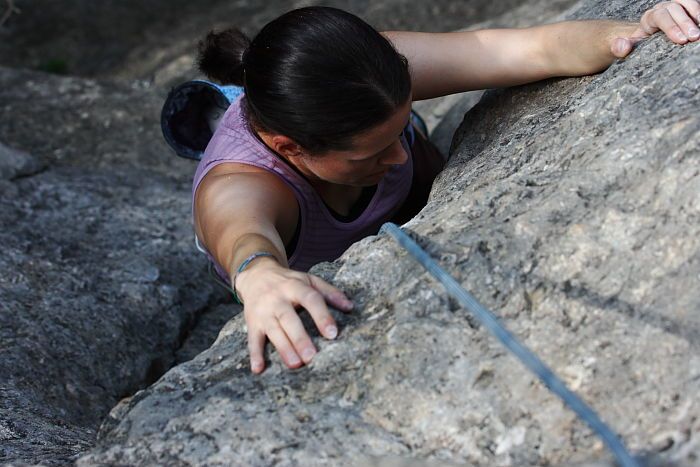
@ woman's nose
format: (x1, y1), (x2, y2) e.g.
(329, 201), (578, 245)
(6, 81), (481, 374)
(379, 139), (408, 166)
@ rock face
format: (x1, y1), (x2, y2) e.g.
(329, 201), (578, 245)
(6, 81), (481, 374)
(3, 0), (698, 466)
(1, 1), (586, 466)
(0, 0), (535, 87)
(0, 68), (231, 466)
(74, 1), (699, 467)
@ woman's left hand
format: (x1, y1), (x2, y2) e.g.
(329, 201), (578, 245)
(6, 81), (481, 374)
(612, 0), (700, 57)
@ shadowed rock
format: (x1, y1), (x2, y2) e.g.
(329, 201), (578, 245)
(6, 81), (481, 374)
(0, 0), (539, 87)
(0, 69), (230, 465)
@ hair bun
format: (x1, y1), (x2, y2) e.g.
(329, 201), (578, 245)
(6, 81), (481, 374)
(196, 28), (251, 86)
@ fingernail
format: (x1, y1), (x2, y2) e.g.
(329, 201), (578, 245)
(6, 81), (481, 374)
(251, 360), (263, 372)
(342, 298), (354, 309)
(288, 353), (301, 365)
(301, 347), (316, 362)
(689, 28), (700, 39)
(325, 325), (338, 339)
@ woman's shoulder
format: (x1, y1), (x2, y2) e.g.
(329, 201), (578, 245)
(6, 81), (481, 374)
(200, 163), (295, 202)
(201, 99), (277, 169)
(206, 162), (269, 177)
(195, 163), (298, 227)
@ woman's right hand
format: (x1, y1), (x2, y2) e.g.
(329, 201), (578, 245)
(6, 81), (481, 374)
(234, 256), (355, 373)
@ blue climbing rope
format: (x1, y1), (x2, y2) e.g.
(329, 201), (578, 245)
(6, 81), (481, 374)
(380, 222), (640, 467)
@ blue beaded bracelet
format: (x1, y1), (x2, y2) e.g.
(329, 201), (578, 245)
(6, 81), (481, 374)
(231, 252), (275, 304)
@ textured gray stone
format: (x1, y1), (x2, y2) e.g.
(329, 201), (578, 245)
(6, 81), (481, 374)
(0, 66), (189, 179)
(0, 70), (229, 465)
(0, 0), (537, 87)
(76, 0), (699, 466)
(0, 142), (45, 180)
(1, 2), (581, 466)
(3, 0), (698, 466)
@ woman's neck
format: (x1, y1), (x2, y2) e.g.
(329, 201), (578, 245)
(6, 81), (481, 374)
(254, 128), (359, 200)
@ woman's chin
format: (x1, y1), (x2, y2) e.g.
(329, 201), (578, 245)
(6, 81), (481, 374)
(367, 169), (389, 182)
(332, 169), (388, 187)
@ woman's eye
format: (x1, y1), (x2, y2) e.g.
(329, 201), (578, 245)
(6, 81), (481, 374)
(350, 155), (375, 163)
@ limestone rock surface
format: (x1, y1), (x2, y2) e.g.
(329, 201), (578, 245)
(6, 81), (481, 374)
(3, 0), (698, 466)
(1, 2), (583, 466)
(0, 0), (535, 87)
(0, 67), (230, 466)
(0, 142), (44, 181)
(76, 0), (700, 466)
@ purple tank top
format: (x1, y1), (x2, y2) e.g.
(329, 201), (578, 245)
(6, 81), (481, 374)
(192, 95), (413, 282)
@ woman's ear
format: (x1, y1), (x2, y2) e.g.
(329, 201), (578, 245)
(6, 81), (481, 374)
(266, 134), (307, 160)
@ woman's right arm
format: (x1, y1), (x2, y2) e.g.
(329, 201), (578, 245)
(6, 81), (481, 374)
(194, 167), (354, 373)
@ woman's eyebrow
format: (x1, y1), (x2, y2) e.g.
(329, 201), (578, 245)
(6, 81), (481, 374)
(351, 115), (412, 161)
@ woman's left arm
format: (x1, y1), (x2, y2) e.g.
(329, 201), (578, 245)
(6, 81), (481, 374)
(384, 0), (700, 101)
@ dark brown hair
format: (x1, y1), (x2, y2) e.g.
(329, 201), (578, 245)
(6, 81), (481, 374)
(197, 6), (412, 153)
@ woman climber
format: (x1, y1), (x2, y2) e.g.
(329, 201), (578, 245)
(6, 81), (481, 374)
(189, 2), (700, 374)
